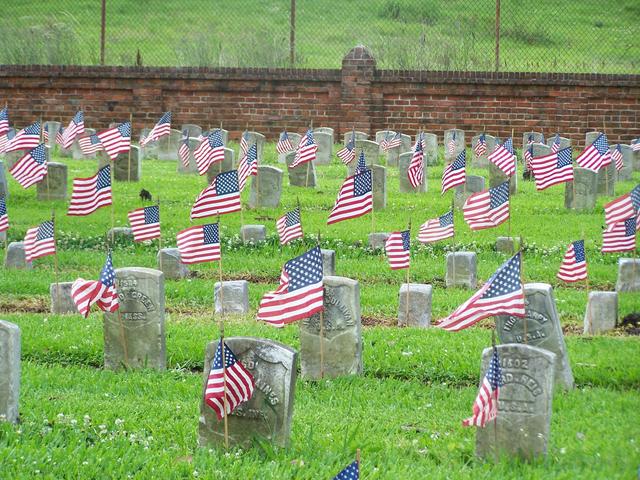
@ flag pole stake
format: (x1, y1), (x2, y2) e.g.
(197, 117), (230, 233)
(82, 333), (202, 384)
(451, 198), (456, 286)
(111, 249), (129, 369)
(405, 218), (411, 324)
(520, 236), (527, 345)
(52, 209), (61, 313)
(491, 331), (498, 460)
(157, 197), (163, 273)
(356, 448), (361, 467)
(219, 321), (230, 449)
(128, 113), (133, 183)
(217, 216), (224, 319)
(110, 165), (115, 244)
(319, 309), (325, 379)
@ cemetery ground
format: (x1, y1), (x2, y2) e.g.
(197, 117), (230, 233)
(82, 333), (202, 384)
(1, 144), (639, 478)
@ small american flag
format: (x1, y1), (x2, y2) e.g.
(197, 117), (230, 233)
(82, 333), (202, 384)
(178, 129), (190, 168)
(418, 210), (454, 244)
(355, 151), (367, 174)
(78, 134), (103, 156)
(55, 126), (64, 146)
(327, 169), (373, 225)
(291, 129), (317, 168)
(441, 150), (466, 194)
(381, 132), (402, 152)
(2, 121), (41, 153)
(191, 170), (241, 219)
(0, 130), (11, 153)
(0, 107), (8, 136)
(603, 185), (640, 226)
(9, 144), (48, 189)
(67, 165), (112, 216)
(474, 133), (487, 158)
(526, 133), (535, 146)
(177, 223), (221, 264)
(204, 339), (255, 421)
(43, 124), (49, 144)
(0, 196), (8, 233)
(237, 143), (258, 191)
(71, 252), (119, 318)
(240, 131), (249, 161)
(463, 181), (510, 231)
(333, 460), (359, 480)
(407, 135), (424, 188)
(557, 240), (587, 282)
(632, 139), (640, 152)
(463, 347), (502, 428)
(611, 145), (624, 172)
(385, 230), (410, 270)
(447, 131), (457, 156)
(61, 111), (85, 149)
(276, 130), (294, 154)
(337, 130), (356, 165)
(530, 147), (574, 191)
(194, 129), (225, 175)
(488, 137), (516, 176)
(576, 133), (611, 172)
(602, 218), (637, 253)
(140, 112), (171, 147)
(523, 145), (533, 170)
(127, 205), (161, 242)
(257, 246), (324, 327)
(97, 122), (131, 160)
(437, 252), (525, 331)
(550, 133), (561, 153)
(276, 207), (303, 245)
(24, 220), (56, 262)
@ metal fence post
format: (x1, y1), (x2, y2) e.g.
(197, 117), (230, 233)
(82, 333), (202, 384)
(100, 0), (106, 65)
(290, 0), (296, 66)
(494, 0), (500, 71)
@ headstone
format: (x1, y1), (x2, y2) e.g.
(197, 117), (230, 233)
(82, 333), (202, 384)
(596, 162), (615, 196)
(214, 280), (250, 315)
(107, 227), (134, 244)
(71, 128), (96, 159)
(615, 258), (640, 292)
(585, 131), (602, 148)
(421, 133), (438, 165)
(496, 237), (515, 254)
(583, 291), (617, 334)
(4, 242), (32, 270)
(375, 130), (395, 153)
(386, 133), (412, 167)
(0, 161), (7, 198)
(205, 148), (234, 184)
(278, 133), (301, 164)
(446, 252), (476, 288)
(354, 140), (381, 167)
(564, 168), (597, 211)
(0, 320), (20, 424)
(299, 276), (362, 379)
(286, 152), (316, 188)
(158, 129), (181, 161)
(321, 249), (336, 276)
(0, 231), (5, 244)
(489, 162), (517, 194)
(443, 129), (465, 161)
(198, 337), (297, 448)
(475, 344), (556, 461)
(612, 144), (633, 181)
(248, 166), (283, 209)
(139, 128), (160, 160)
(313, 131), (332, 165)
(50, 282), (76, 314)
(531, 143), (551, 159)
(371, 164), (386, 211)
(244, 132), (266, 164)
(37, 162), (67, 200)
(343, 130), (368, 145)
(398, 283), (432, 328)
(546, 136), (571, 151)
(471, 134), (499, 168)
(496, 283), (574, 390)
(44, 121), (61, 150)
(398, 152), (426, 193)
(522, 131), (544, 150)
(368, 232), (390, 250)
(181, 124), (202, 139)
(113, 145), (142, 182)
(218, 128), (230, 146)
(103, 267), (166, 371)
(177, 137), (200, 174)
(454, 175), (485, 209)
(240, 225), (266, 244)
(157, 248), (189, 280)
(314, 127), (334, 147)
(3, 150), (22, 170)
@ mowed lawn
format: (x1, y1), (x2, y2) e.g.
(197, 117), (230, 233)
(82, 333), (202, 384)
(1, 139), (639, 478)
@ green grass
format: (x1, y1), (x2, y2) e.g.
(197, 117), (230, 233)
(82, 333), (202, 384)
(1, 141), (639, 478)
(1, 0), (639, 72)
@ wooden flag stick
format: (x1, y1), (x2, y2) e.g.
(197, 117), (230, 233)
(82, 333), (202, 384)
(217, 216), (224, 319)
(111, 248), (129, 368)
(128, 113), (133, 183)
(491, 330), (499, 458)
(356, 448), (361, 467)
(405, 218), (411, 324)
(519, 236), (527, 345)
(319, 309), (325, 379)
(110, 165), (116, 244)
(219, 321), (230, 449)
(157, 197), (163, 273)
(52, 209), (61, 313)
(451, 198), (456, 285)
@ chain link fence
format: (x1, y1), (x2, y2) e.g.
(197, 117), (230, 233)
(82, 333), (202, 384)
(2, 0), (638, 73)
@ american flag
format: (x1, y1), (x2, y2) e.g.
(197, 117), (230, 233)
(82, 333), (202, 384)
(71, 252), (119, 318)
(381, 131), (402, 151)
(240, 131), (249, 161)
(257, 246), (324, 327)
(2, 121), (41, 153)
(0, 196), (8, 232)
(337, 130), (356, 165)
(140, 112), (171, 147)
(78, 134), (103, 156)
(61, 111), (85, 149)
(488, 137), (516, 176)
(632, 139), (640, 152)
(462, 347), (502, 428)
(385, 230), (410, 270)
(557, 240), (587, 282)
(177, 223), (221, 264)
(97, 122), (131, 160)
(67, 165), (112, 216)
(418, 210), (454, 244)
(530, 147), (574, 191)
(327, 169), (373, 225)
(127, 205), (161, 242)
(604, 185), (640, 226)
(463, 181), (510, 231)
(204, 339), (255, 421)
(276, 207), (303, 245)
(291, 129), (317, 168)
(407, 135), (424, 188)
(576, 133), (610, 172)
(24, 220), (56, 262)
(355, 151), (367, 174)
(276, 130), (294, 154)
(526, 133), (535, 146)
(602, 218), (637, 253)
(194, 129), (225, 175)
(0, 107), (8, 136)
(237, 143), (258, 191)
(333, 460), (359, 480)
(437, 252), (525, 331)
(441, 150), (466, 194)
(55, 126), (64, 146)
(611, 145), (624, 172)
(474, 133), (487, 158)
(191, 170), (241, 219)
(9, 144), (48, 189)
(178, 129), (190, 168)
(447, 131), (457, 156)
(523, 145), (533, 170)
(550, 133), (561, 153)
(0, 131), (10, 153)
(43, 124), (49, 144)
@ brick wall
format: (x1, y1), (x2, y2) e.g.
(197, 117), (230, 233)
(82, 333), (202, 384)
(1, 46), (638, 145)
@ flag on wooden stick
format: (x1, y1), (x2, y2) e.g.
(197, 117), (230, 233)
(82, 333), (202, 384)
(71, 252), (119, 318)
(127, 205), (161, 242)
(463, 181), (510, 231)
(140, 112), (171, 146)
(557, 240), (587, 282)
(276, 207), (303, 245)
(418, 210), (454, 244)
(24, 220), (56, 262)
(67, 165), (112, 216)
(176, 223), (221, 264)
(9, 144), (48, 189)
(462, 346), (502, 427)
(327, 169), (372, 225)
(97, 122), (131, 160)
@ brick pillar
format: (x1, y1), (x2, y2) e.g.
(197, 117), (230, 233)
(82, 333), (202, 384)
(340, 45), (376, 137)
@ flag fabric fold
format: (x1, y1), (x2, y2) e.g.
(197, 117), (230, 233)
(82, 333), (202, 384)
(176, 223), (221, 264)
(71, 252), (119, 318)
(23, 220), (56, 262)
(603, 185), (640, 226)
(407, 135), (424, 188)
(463, 181), (510, 231)
(97, 122), (131, 160)
(127, 205), (161, 242)
(194, 129), (225, 175)
(78, 134), (103, 156)
(385, 230), (410, 270)
(9, 144), (48, 189)
(0, 196), (8, 233)
(576, 133), (610, 172)
(276, 207), (303, 245)
(140, 112), (171, 147)
(488, 137), (516, 176)
(462, 347), (502, 428)
(276, 131), (294, 154)
(530, 147), (574, 191)
(67, 165), (112, 216)
(333, 460), (359, 480)
(474, 133), (486, 158)
(238, 143), (258, 192)
(291, 129), (317, 168)
(441, 150), (466, 194)
(557, 240), (587, 282)
(190, 170), (241, 219)
(2, 121), (40, 153)
(61, 111), (85, 149)
(602, 218), (637, 253)
(418, 210), (454, 244)
(327, 169), (373, 225)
